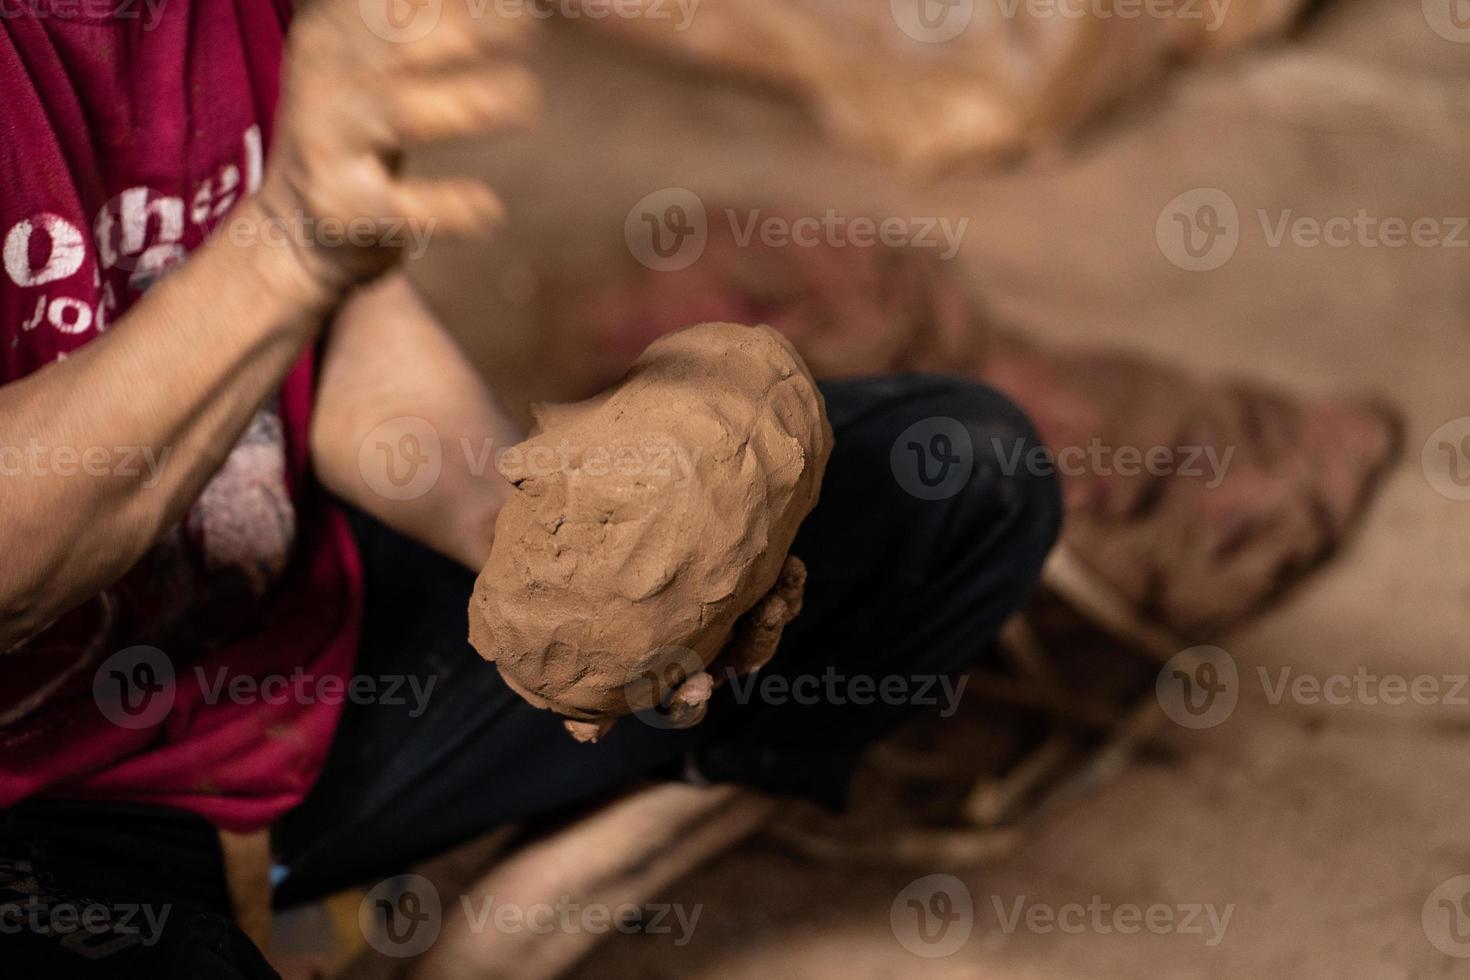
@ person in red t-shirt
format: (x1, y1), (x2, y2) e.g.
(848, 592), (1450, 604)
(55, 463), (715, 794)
(0, 1), (1058, 975)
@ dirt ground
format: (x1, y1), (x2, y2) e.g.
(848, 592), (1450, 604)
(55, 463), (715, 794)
(395, 1), (1470, 975)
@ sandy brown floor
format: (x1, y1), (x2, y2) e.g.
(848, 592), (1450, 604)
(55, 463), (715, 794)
(393, 1), (1470, 975)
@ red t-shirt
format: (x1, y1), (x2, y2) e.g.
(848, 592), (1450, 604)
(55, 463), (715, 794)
(0, 1), (362, 831)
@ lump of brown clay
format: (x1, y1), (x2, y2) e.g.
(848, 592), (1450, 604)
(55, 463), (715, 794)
(468, 323), (833, 742)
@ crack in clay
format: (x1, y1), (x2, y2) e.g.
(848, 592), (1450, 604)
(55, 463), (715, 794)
(469, 324), (833, 741)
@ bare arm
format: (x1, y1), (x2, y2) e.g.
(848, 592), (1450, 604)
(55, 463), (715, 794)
(0, 201), (332, 651)
(310, 274), (522, 572)
(0, 0), (535, 651)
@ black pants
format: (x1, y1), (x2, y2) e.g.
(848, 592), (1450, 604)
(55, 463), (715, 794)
(0, 376), (1060, 977)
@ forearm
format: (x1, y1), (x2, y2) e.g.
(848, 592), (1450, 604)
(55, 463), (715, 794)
(311, 275), (520, 572)
(0, 199), (336, 649)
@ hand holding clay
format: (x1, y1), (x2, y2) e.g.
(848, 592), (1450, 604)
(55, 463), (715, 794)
(468, 323), (833, 742)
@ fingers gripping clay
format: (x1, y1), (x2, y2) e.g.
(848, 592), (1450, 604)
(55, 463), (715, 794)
(468, 323), (833, 741)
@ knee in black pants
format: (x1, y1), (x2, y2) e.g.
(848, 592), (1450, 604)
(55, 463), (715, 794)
(831, 374), (1062, 616)
(932, 377), (1062, 587)
(692, 377), (1061, 804)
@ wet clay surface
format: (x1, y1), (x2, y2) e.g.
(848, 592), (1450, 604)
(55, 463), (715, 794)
(469, 323), (832, 741)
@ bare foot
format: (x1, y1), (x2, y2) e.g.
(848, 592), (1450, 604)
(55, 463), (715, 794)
(407, 783), (777, 980)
